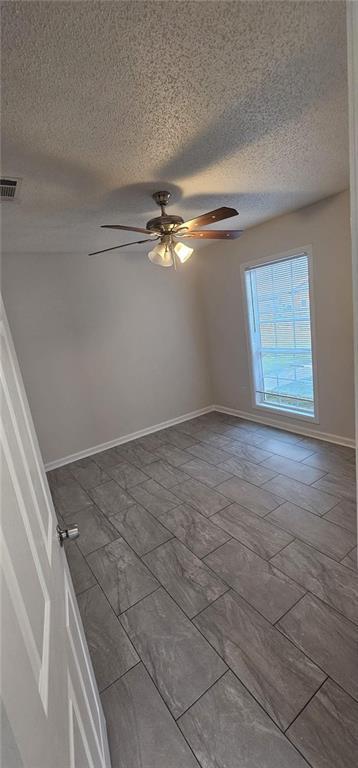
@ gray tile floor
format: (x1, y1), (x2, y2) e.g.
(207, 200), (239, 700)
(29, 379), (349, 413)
(48, 411), (358, 768)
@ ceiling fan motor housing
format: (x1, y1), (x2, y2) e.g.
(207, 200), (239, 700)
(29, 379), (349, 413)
(146, 214), (184, 233)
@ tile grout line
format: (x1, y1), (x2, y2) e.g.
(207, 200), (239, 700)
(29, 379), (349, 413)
(207, 515), (299, 562)
(130, 566), (307, 749)
(113, 499), (232, 560)
(60, 481), (354, 626)
(139, 542), (233, 621)
(64, 468), (234, 565)
(77, 534), (122, 560)
(341, 543), (358, 560)
(48, 415), (356, 765)
(158, 528), (358, 686)
(144, 543), (300, 630)
(116, 586), (163, 618)
(191, 582), (317, 673)
(83, 456), (309, 563)
(98, 659), (142, 696)
(52, 428), (352, 537)
(111, 528), (232, 625)
(283, 676), (328, 735)
(278, 584), (358, 632)
(202, 536), (358, 632)
(273, 593), (358, 690)
(175, 669), (229, 721)
(70, 493), (354, 635)
(51, 429), (355, 567)
(268, 540), (358, 626)
(120, 526), (309, 650)
(74, 532), (162, 659)
(74, 572), (147, 674)
(131, 534), (177, 559)
(175, 607), (322, 768)
(272, 590), (308, 627)
(196, 536), (235, 561)
(190, 587), (233, 623)
(100, 658), (210, 768)
(117, 581), (231, 722)
(191, 583), (342, 743)
(261, 508), (356, 563)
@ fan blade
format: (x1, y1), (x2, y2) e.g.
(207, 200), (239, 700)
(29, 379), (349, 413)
(178, 229), (243, 240)
(180, 206), (238, 230)
(89, 238), (158, 256)
(101, 224), (154, 234)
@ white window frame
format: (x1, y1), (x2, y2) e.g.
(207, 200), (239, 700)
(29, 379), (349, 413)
(240, 245), (319, 424)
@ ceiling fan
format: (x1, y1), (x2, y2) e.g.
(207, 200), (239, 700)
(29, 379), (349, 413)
(89, 191), (243, 267)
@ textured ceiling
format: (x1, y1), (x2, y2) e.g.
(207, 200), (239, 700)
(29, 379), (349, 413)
(1, 0), (349, 254)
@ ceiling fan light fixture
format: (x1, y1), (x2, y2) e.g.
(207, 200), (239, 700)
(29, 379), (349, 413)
(174, 241), (194, 263)
(147, 239), (173, 267)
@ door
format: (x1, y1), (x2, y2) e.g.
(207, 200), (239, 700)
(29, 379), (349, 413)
(0, 299), (111, 768)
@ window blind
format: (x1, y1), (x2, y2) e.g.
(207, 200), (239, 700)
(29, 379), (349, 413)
(244, 253), (315, 417)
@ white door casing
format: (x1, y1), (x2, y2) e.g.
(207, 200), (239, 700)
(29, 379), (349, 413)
(347, 0), (358, 549)
(0, 299), (111, 768)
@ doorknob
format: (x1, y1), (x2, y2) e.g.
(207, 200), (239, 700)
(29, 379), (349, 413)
(57, 523), (80, 547)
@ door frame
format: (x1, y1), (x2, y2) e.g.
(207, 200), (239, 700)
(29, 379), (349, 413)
(347, 0), (358, 549)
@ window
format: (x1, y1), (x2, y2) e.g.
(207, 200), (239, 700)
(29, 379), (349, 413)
(243, 251), (317, 419)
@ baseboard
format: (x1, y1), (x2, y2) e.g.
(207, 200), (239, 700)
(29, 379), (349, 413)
(44, 405), (215, 470)
(213, 404), (356, 448)
(45, 401), (355, 471)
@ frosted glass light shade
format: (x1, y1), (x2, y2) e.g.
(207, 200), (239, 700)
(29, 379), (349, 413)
(174, 241), (194, 263)
(148, 240), (173, 267)
(148, 237), (194, 267)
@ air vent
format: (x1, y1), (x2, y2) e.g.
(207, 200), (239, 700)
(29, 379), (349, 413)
(0, 178), (21, 201)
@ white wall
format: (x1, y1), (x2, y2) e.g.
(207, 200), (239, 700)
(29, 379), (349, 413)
(1, 251), (212, 464)
(2, 190), (354, 466)
(198, 190), (355, 441)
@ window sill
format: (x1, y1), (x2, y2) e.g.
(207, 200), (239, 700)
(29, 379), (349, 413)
(253, 401), (319, 424)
